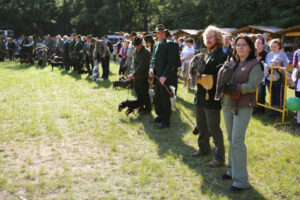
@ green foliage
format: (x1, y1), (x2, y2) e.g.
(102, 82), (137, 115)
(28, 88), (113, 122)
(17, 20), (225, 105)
(0, 0), (299, 36)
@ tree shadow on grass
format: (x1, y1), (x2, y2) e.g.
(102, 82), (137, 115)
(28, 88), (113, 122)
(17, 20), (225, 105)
(136, 108), (267, 200)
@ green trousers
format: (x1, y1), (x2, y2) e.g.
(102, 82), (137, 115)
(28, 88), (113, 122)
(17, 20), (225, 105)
(222, 105), (252, 188)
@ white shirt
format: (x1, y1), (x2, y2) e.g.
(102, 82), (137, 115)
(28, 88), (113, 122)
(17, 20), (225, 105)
(181, 46), (194, 64)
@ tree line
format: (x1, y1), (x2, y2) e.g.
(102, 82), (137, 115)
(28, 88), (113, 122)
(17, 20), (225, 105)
(0, 0), (299, 37)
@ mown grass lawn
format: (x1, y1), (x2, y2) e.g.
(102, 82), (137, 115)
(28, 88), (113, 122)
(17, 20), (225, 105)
(0, 61), (299, 200)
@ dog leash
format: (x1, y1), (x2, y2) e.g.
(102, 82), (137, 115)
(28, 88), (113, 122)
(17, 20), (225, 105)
(126, 86), (130, 100)
(153, 75), (197, 128)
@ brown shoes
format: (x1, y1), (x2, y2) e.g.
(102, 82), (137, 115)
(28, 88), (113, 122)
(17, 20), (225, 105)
(191, 150), (209, 158)
(205, 160), (225, 168)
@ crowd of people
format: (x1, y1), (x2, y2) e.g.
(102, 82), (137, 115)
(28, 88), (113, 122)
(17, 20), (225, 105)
(1, 24), (300, 193)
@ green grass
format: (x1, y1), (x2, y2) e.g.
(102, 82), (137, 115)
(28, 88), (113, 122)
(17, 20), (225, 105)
(0, 61), (299, 200)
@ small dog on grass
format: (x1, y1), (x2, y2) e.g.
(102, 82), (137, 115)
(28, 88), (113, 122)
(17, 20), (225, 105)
(92, 61), (100, 81)
(118, 99), (142, 115)
(112, 77), (133, 89)
(149, 88), (155, 104)
(169, 85), (176, 110)
(20, 58), (31, 66)
(49, 59), (63, 71)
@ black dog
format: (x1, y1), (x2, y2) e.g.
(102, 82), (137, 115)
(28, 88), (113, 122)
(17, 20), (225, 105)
(118, 99), (141, 115)
(20, 58), (31, 66)
(112, 78), (133, 89)
(14, 52), (20, 61)
(49, 59), (63, 71)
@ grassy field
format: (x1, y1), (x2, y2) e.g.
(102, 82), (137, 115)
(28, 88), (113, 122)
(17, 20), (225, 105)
(0, 61), (299, 200)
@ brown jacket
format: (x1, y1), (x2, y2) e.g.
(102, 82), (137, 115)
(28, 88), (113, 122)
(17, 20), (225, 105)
(231, 59), (261, 107)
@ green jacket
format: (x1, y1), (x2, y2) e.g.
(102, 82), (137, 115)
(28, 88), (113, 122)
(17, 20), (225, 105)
(150, 39), (176, 79)
(69, 39), (76, 53)
(132, 46), (151, 79)
(56, 39), (64, 49)
(194, 48), (227, 109)
(0, 40), (5, 50)
(74, 40), (83, 58)
(167, 40), (181, 68)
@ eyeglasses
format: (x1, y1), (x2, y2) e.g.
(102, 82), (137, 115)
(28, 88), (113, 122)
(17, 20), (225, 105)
(236, 44), (248, 48)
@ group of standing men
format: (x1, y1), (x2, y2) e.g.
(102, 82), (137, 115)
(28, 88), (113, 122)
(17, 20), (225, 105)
(54, 34), (112, 80)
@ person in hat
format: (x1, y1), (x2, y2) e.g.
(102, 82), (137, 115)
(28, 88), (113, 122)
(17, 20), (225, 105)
(149, 24), (177, 129)
(165, 30), (181, 94)
(166, 30), (173, 41)
(128, 36), (152, 114)
(144, 34), (155, 54)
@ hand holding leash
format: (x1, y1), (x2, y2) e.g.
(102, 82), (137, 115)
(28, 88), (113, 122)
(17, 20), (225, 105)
(153, 75), (198, 132)
(149, 69), (154, 78)
(160, 76), (166, 85)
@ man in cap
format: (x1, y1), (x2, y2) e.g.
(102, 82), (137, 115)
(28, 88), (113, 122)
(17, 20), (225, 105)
(149, 24), (177, 129)
(128, 36), (152, 114)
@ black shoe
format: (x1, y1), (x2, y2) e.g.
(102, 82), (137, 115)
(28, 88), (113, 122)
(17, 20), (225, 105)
(221, 173), (232, 180)
(191, 150), (209, 158)
(155, 123), (170, 129)
(149, 117), (161, 123)
(139, 110), (151, 115)
(228, 186), (247, 193)
(192, 127), (199, 135)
